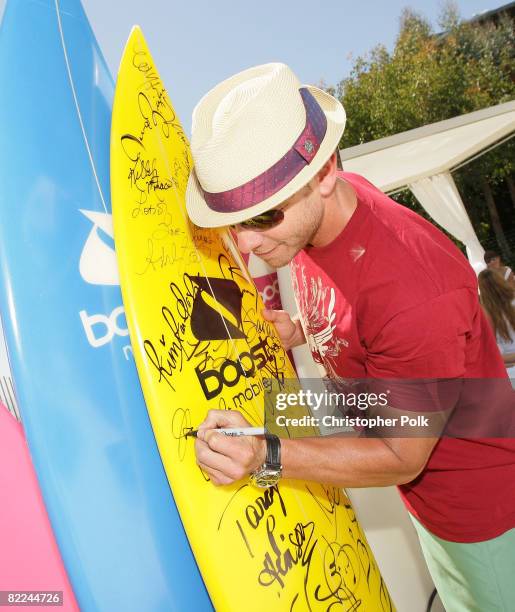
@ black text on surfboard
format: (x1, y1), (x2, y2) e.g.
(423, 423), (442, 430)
(196, 336), (273, 400)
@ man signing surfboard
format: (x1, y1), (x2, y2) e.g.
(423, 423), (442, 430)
(185, 62), (515, 611)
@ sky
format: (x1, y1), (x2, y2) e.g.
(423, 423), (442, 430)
(0, 0), (508, 135)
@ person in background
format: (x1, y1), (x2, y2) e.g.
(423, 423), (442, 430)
(484, 249), (515, 288)
(478, 268), (515, 383)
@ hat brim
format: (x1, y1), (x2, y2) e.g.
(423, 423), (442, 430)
(185, 85), (346, 228)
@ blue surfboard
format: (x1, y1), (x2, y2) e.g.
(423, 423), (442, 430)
(0, 1), (211, 610)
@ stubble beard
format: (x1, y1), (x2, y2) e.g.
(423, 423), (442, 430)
(264, 209), (323, 268)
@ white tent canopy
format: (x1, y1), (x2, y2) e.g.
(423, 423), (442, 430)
(340, 101), (515, 192)
(340, 101), (515, 271)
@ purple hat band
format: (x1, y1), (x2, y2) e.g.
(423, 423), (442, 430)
(200, 88), (328, 213)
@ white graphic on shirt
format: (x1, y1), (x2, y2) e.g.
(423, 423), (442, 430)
(291, 260), (348, 377)
(350, 245), (366, 262)
(312, 287), (337, 356)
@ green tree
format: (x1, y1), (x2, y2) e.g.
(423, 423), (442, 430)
(334, 3), (515, 262)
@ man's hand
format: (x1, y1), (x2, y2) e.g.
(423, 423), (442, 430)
(194, 409), (437, 488)
(262, 309), (306, 350)
(195, 410), (267, 486)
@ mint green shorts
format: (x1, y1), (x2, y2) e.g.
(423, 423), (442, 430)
(410, 514), (515, 611)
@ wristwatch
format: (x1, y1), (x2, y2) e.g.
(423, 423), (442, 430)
(250, 433), (282, 488)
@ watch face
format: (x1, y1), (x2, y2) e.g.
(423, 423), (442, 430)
(252, 467), (281, 488)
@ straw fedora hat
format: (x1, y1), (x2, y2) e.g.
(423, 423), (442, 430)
(185, 63), (346, 228)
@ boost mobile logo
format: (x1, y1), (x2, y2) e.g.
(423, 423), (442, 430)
(79, 210), (119, 286)
(189, 275), (273, 400)
(78, 210), (129, 348)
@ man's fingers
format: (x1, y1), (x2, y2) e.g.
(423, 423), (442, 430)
(262, 309), (298, 348)
(262, 308), (278, 321)
(195, 439), (250, 483)
(198, 409), (235, 430)
(197, 409), (251, 433)
(263, 308), (290, 323)
(203, 430), (234, 452)
(206, 432), (259, 465)
(196, 432), (255, 464)
(194, 411), (266, 486)
(196, 462), (234, 486)
(195, 438), (230, 472)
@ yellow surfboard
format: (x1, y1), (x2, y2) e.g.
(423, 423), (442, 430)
(111, 27), (394, 612)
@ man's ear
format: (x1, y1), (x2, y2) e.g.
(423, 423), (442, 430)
(317, 152), (338, 197)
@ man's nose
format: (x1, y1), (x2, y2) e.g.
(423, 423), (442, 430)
(233, 227), (264, 254)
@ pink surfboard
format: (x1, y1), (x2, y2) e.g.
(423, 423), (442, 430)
(0, 403), (78, 611)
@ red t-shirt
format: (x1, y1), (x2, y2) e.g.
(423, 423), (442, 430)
(291, 171), (515, 543)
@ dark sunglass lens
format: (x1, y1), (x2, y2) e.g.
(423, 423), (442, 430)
(241, 209), (284, 229)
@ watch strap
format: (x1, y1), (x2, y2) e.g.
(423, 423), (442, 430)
(264, 433), (281, 468)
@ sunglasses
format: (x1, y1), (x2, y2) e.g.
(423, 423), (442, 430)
(232, 208), (285, 231)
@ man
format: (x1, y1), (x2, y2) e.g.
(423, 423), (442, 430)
(484, 249), (515, 288)
(185, 63), (515, 610)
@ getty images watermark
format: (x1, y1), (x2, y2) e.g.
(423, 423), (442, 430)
(275, 389), (429, 429)
(266, 378), (515, 438)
